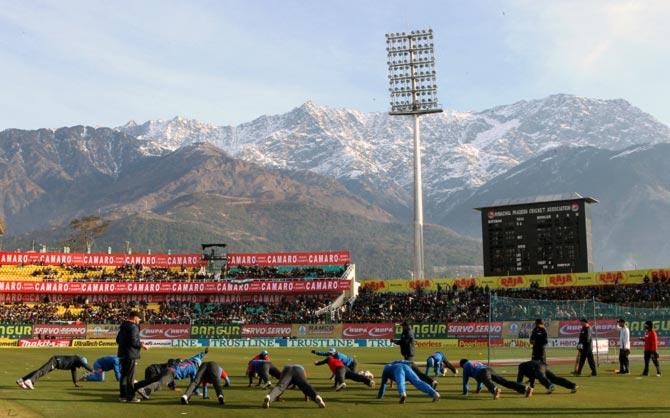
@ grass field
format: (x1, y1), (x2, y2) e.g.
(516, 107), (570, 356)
(1, 346), (669, 417)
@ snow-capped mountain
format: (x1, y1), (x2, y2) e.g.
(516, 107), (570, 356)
(118, 94), (670, 219)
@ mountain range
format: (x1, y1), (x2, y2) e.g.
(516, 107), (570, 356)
(1, 94), (669, 276)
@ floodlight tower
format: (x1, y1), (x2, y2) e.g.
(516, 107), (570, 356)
(386, 29), (442, 280)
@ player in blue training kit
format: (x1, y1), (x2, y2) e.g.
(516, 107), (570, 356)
(247, 359), (281, 388)
(425, 352), (457, 377)
(80, 355), (122, 382)
(377, 361), (440, 404)
(311, 348), (357, 371)
(135, 350), (207, 399)
(460, 359), (533, 400)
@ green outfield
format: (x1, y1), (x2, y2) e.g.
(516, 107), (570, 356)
(1, 346), (668, 417)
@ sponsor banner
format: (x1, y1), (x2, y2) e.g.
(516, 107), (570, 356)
(0, 279), (351, 295)
(415, 339), (459, 349)
(86, 324), (119, 339)
(209, 339), (278, 348)
(277, 339), (358, 348)
(628, 319), (670, 337)
(342, 323), (394, 339)
(0, 324), (32, 339)
(0, 251), (204, 267)
(190, 324), (242, 339)
(140, 324), (190, 340)
(72, 339), (117, 348)
(457, 339), (504, 348)
(558, 320), (619, 339)
(501, 321), (537, 339)
(241, 324), (292, 338)
(227, 251), (350, 266)
(172, 339), (209, 348)
(0, 338), (18, 347)
(549, 338), (578, 348)
(395, 323), (447, 339)
(632, 337), (670, 348)
(0, 293), (318, 304)
(32, 324), (86, 339)
(292, 324), (343, 339)
(448, 322), (502, 339)
(18, 339), (71, 348)
(143, 339), (174, 347)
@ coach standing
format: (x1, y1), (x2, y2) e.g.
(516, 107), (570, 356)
(529, 319), (548, 363)
(116, 311), (147, 402)
(617, 319), (630, 374)
(391, 322), (416, 361)
(573, 318), (597, 376)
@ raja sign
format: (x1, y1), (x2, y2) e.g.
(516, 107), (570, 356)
(227, 251), (350, 266)
(342, 323), (394, 339)
(139, 324), (190, 340)
(394, 323), (447, 339)
(18, 339), (71, 348)
(0, 324), (32, 339)
(241, 325), (292, 337)
(448, 322), (502, 339)
(190, 324), (241, 339)
(0, 251), (204, 267)
(32, 324), (86, 339)
(292, 324), (343, 339)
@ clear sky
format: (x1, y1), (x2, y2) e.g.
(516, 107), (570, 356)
(1, 0), (669, 129)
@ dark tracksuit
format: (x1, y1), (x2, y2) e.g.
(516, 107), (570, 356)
(315, 357), (371, 387)
(116, 320), (142, 401)
(576, 325), (597, 376)
(267, 365), (319, 403)
(22, 355), (92, 386)
(135, 356), (200, 397)
(462, 360), (527, 395)
(391, 328), (416, 361)
(517, 360), (576, 390)
(530, 326), (548, 363)
(247, 360), (280, 386)
(183, 362), (228, 401)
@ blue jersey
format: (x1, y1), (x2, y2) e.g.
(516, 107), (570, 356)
(430, 352), (445, 363)
(249, 359), (270, 374)
(377, 361), (435, 399)
(314, 350), (354, 367)
(94, 356), (122, 381)
(462, 360), (488, 395)
(174, 351), (206, 381)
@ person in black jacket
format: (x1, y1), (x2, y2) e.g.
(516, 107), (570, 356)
(17, 355), (92, 389)
(529, 319), (548, 363)
(116, 311), (148, 402)
(516, 360), (577, 393)
(572, 318), (597, 376)
(390, 322), (416, 361)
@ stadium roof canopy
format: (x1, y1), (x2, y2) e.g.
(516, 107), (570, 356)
(474, 192), (598, 210)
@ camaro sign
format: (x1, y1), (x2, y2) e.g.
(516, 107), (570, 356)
(342, 323), (394, 339)
(0, 252), (204, 267)
(227, 251), (350, 266)
(0, 279), (351, 294)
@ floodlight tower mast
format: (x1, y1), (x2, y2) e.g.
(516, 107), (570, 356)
(386, 29), (442, 280)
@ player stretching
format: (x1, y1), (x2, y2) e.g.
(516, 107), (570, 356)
(262, 365), (325, 409)
(314, 354), (374, 391)
(377, 360), (440, 404)
(460, 359), (533, 399)
(17, 355), (92, 389)
(425, 351), (458, 377)
(135, 351), (206, 399)
(79, 355), (122, 382)
(516, 360), (577, 393)
(180, 361), (230, 405)
(247, 359), (281, 388)
(312, 348), (357, 371)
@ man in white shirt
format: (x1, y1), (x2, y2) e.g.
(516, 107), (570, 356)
(617, 318), (630, 374)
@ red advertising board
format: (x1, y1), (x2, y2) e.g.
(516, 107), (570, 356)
(342, 323), (395, 339)
(139, 324), (190, 340)
(447, 322), (503, 339)
(557, 320), (619, 339)
(632, 337), (670, 348)
(0, 279), (350, 295)
(241, 324), (293, 337)
(0, 293), (326, 304)
(227, 251), (350, 266)
(32, 324), (86, 339)
(0, 252), (204, 267)
(18, 339), (71, 347)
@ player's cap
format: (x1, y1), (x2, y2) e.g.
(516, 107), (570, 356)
(535, 319), (543, 325)
(459, 359), (468, 367)
(644, 320), (653, 328)
(260, 350), (269, 356)
(617, 318), (626, 324)
(328, 348), (337, 354)
(579, 318), (588, 323)
(81, 357), (88, 366)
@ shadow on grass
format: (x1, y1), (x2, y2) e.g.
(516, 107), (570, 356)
(418, 407), (670, 415)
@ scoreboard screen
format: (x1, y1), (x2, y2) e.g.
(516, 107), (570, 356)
(478, 196), (595, 276)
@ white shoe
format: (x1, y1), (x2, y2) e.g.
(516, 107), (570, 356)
(525, 386), (534, 398)
(180, 394), (188, 405)
(494, 388), (501, 400)
(454, 369), (459, 376)
(262, 395), (270, 409)
(315, 395), (326, 408)
(16, 379), (27, 389)
(24, 379), (34, 390)
(218, 394), (224, 405)
(368, 380), (375, 389)
(432, 392), (441, 402)
(399, 393), (407, 404)
(335, 382), (347, 391)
